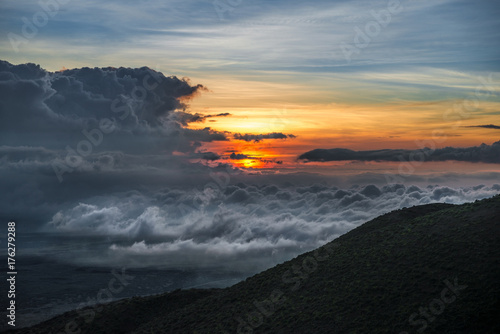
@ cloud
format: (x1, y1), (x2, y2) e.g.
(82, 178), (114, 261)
(199, 152), (221, 161)
(234, 132), (296, 142)
(466, 124), (500, 130)
(40, 183), (500, 272)
(299, 141), (500, 163)
(170, 112), (231, 126)
(0, 60), (226, 154)
(203, 112), (232, 119)
(0, 145), (57, 161)
(0, 60), (237, 225)
(0, 60), (235, 183)
(3, 0), (498, 76)
(230, 152), (256, 160)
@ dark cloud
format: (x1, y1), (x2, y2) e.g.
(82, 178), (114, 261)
(199, 152), (221, 161)
(204, 112), (231, 119)
(299, 141), (500, 163)
(0, 60), (232, 179)
(465, 124), (500, 130)
(0, 60), (236, 226)
(0, 145), (56, 161)
(230, 152), (255, 160)
(170, 112), (231, 126)
(360, 185), (382, 198)
(234, 132), (296, 142)
(0, 60), (225, 154)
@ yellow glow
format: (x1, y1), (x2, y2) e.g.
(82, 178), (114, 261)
(240, 159), (261, 168)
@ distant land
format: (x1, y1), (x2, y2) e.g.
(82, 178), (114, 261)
(7, 195), (500, 334)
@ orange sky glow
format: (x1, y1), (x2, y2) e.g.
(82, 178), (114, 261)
(186, 76), (500, 172)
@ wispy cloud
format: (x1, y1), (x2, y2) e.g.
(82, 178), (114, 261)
(465, 124), (500, 130)
(234, 132), (296, 142)
(2, 0), (499, 73)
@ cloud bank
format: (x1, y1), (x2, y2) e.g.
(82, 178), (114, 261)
(0, 60), (226, 154)
(43, 183), (500, 272)
(466, 124), (500, 130)
(299, 141), (500, 163)
(0, 60), (237, 225)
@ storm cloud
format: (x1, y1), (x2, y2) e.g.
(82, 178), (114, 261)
(0, 60), (233, 181)
(0, 60), (226, 154)
(0, 60), (233, 225)
(299, 141), (500, 163)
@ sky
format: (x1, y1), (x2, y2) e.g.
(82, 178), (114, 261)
(1, 0), (500, 272)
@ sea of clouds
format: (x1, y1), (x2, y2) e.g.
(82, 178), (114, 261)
(43, 183), (500, 273)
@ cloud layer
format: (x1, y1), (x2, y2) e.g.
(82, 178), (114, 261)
(43, 183), (500, 272)
(299, 141), (500, 163)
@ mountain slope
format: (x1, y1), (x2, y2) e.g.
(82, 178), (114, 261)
(10, 195), (500, 334)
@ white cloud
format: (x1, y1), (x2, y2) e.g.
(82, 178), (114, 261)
(44, 182), (500, 272)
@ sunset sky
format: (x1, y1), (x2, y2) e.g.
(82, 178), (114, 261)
(1, 0), (499, 177)
(2, 2), (500, 327)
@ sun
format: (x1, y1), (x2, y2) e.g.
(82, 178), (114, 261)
(240, 159), (263, 169)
